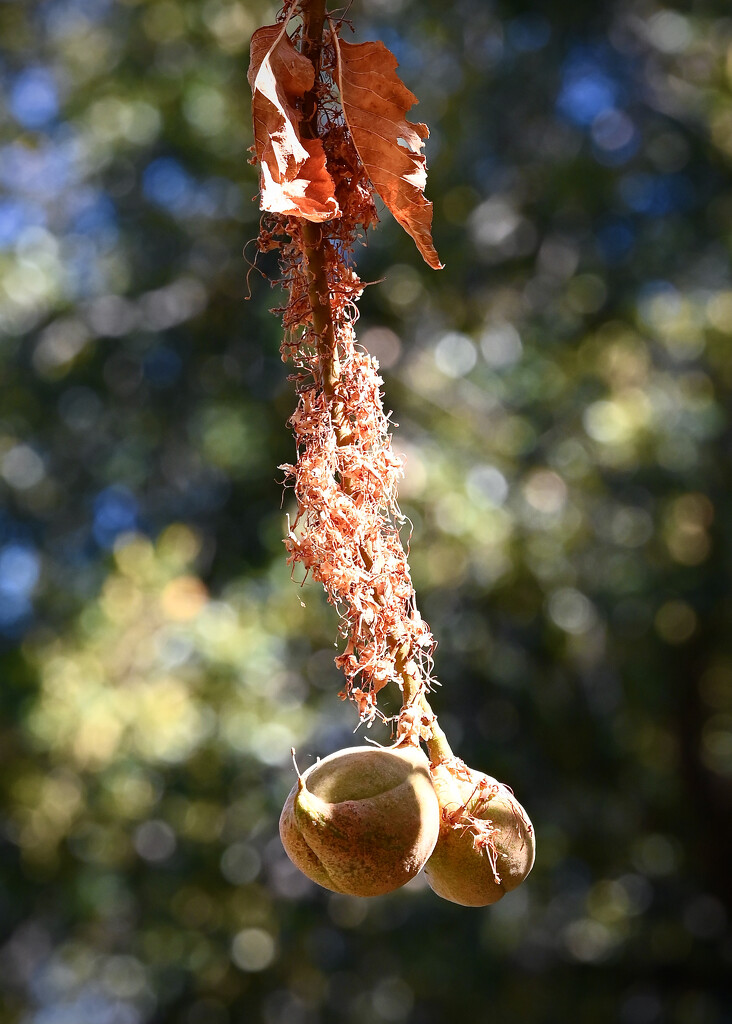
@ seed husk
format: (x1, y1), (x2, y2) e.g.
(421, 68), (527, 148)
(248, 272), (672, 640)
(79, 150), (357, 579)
(279, 743), (440, 897)
(424, 758), (535, 907)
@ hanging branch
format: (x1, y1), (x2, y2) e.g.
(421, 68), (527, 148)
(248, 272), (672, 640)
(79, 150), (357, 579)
(252, 0), (535, 909)
(248, 0), (450, 758)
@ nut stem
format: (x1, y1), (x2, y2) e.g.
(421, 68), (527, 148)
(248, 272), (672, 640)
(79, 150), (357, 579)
(295, 0), (446, 754)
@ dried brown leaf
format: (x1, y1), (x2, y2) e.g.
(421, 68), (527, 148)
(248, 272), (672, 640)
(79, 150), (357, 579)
(333, 34), (442, 270)
(248, 22), (339, 222)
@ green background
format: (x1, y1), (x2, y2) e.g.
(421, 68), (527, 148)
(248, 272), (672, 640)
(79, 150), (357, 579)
(1, 0), (731, 1021)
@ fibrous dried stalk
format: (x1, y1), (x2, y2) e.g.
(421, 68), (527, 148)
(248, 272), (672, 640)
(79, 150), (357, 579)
(250, 2), (450, 760)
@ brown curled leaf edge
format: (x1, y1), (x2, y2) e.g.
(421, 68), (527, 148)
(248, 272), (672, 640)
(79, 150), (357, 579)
(332, 31), (443, 270)
(247, 18), (340, 223)
(247, 17), (441, 268)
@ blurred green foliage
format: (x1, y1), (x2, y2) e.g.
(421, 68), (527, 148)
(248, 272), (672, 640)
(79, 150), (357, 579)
(1, 0), (732, 1022)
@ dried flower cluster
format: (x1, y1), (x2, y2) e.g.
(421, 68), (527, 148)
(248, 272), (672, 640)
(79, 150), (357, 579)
(270, 133), (438, 731)
(248, 7), (443, 732)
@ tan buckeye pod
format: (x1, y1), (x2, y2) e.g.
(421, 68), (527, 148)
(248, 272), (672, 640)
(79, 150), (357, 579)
(279, 744), (440, 897)
(424, 758), (535, 907)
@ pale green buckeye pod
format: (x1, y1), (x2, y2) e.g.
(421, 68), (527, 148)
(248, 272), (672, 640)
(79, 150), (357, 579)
(424, 759), (535, 907)
(279, 744), (440, 897)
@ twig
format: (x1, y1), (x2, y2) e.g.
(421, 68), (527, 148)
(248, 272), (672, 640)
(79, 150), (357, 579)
(294, 0), (451, 763)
